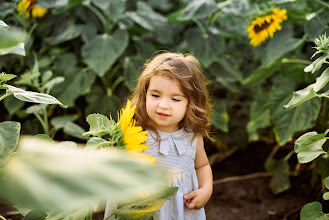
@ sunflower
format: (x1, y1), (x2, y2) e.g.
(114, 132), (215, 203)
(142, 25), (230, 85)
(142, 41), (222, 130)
(118, 100), (157, 164)
(247, 8), (288, 47)
(17, 0), (48, 20)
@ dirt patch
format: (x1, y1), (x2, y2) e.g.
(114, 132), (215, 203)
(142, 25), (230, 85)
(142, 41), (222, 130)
(205, 142), (317, 220)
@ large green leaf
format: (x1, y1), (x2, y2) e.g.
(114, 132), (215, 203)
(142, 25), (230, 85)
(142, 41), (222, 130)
(0, 137), (166, 211)
(178, 0), (216, 21)
(0, 121), (20, 166)
(46, 22), (83, 45)
(4, 85), (67, 108)
(132, 2), (174, 44)
(115, 187), (178, 220)
(0, 42), (25, 56)
(56, 70), (96, 107)
(185, 27), (225, 68)
(82, 29), (128, 77)
(36, 0), (67, 8)
(304, 13), (329, 40)
(268, 78), (321, 146)
(93, 0), (127, 23)
(62, 122), (88, 140)
(300, 202), (329, 220)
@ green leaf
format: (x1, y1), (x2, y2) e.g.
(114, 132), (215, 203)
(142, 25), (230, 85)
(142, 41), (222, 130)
(3, 95), (25, 115)
(45, 22), (83, 45)
(210, 98), (228, 132)
(284, 85), (317, 109)
(294, 131), (318, 152)
(304, 13), (329, 40)
(324, 177), (329, 200)
(306, 55), (329, 74)
(35, 0), (67, 8)
(300, 202), (329, 220)
(0, 4), (15, 17)
(185, 27), (225, 68)
(294, 132), (327, 163)
(63, 122), (88, 140)
(0, 28), (26, 49)
(0, 137), (166, 211)
(32, 134), (54, 143)
(115, 187), (178, 220)
(5, 85), (67, 108)
(55, 70), (96, 107)
(0, 42), (25, 56)
(26, 104), (47, 115)
(0, 121), (20, 166)
(82, 30), (128, 77)
(86, 137), (113, 149)
(93, 0), (127, 23)
(0, 20), (9, 31)
(269, 159), (290, 194)
(133, 2), (174, 44)
(269, 78), (321, 146)
(50, 114), (79, 131)
(178, 0), (216, 21)
(24, 209), (47, 220)
(43, 76), (65, 92)
(0, 73), (16, 84)
(83, 113), (114, 137)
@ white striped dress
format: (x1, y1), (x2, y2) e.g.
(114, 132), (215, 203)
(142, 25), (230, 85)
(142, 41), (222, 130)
(142, 128), (206, 220)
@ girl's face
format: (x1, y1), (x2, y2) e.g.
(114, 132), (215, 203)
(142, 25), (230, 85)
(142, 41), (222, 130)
(146, 75), (188, 132)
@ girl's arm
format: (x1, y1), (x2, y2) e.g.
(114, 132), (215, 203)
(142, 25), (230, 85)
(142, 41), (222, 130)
(184, 135), (213, 210)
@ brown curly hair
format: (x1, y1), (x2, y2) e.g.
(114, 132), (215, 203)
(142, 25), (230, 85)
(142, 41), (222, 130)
(130, 52), (211, 139)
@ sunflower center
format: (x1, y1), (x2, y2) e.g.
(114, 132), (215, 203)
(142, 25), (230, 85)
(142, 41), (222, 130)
(254, 19), (273, 33)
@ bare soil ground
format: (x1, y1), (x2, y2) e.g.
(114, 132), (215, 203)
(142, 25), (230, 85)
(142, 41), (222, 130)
(0, 141), (324, 220)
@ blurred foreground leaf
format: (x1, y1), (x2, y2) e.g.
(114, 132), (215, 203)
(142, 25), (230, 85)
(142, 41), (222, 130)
(0, 137), (166, 212)
(115, 187), (178, 220)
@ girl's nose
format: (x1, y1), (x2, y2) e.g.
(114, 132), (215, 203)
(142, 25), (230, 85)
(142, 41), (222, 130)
(158, 99), (170, 109)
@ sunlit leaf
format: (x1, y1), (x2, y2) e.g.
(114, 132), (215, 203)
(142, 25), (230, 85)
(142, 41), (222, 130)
(300, 202), (329, 220)
(178, 0), (216, 21)
(5, 85), (67, 107)
(0, 42), (25, 56)
(0, 28), (26, 49)
(83, 114), (114, 137)
(0, 20), (9, 31)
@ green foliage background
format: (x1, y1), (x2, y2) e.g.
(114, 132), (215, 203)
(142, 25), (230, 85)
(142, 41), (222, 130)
(1, 0), (329, 218)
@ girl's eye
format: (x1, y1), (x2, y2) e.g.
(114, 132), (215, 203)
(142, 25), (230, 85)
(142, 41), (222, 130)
(172, 98), (180, 102)
(152, 94), (159, 98)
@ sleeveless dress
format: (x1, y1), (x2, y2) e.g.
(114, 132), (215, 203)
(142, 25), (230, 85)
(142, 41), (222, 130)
(142, 128), (206, 220)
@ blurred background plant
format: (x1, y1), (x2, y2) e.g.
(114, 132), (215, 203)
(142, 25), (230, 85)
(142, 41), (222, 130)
(1, 0), (329, 218)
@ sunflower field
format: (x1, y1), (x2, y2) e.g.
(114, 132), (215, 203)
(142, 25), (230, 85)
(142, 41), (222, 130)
(1, 0), (329, 219)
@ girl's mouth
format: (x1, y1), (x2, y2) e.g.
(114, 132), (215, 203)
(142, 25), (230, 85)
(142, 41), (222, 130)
(157, 112), (170, 118)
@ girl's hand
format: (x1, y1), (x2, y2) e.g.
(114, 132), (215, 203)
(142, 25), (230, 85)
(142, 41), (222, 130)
(183, 187), (211, 210)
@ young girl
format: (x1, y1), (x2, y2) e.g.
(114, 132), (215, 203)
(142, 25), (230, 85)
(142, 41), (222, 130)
(130, 52), (213, 220)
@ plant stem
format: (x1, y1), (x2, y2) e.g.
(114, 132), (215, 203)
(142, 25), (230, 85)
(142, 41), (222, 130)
(86, 211), (92, 220)
(43, 107), (49, 136)
(312, 0), (329, 9)
(284, 150), (295, 161)
(281, 58), (311, 65)
(0, 93), (13, 102)
(103, 211), (116, 220)
(192, 18), (208, 37)
(0, 215), (6, 220)
(33, 113), (49, 136)
(86, 4), (111, 34)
